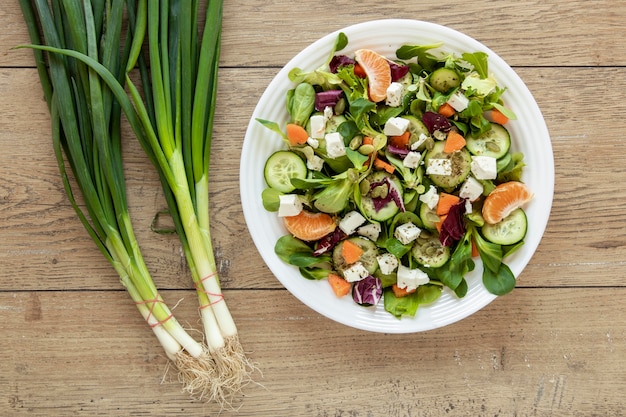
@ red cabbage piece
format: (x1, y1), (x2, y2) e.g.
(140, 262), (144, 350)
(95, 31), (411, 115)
(390, 61), (410, 82)
(387, 143), (410, 157)
(352, 275), (382, 306)
(369, 177), (405, 213)
(439, 200), (466, 247)
(422, 111), (452, 134)
(329, 55), (356, 73)
(315, 90), (344, 111)
(313, 228), (347, 256)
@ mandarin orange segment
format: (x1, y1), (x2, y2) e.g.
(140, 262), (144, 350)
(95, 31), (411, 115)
(354, 49), (391, 102)
(482, 181), (533, 224)
(283, 210), (337, 241)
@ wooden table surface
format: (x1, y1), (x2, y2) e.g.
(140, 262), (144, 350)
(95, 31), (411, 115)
(2, 1), (625, 416)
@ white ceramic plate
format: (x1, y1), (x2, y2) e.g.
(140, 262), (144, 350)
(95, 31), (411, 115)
(240, 19), (553, 333)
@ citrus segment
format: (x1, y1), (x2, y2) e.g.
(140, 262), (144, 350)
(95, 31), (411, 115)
(284, 210), (336, 241)
(354, 49), (391, 102)
(482, 181), (533, 224)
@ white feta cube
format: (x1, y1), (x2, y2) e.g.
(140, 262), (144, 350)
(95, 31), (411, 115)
(323, 106), (333, 122)
(411, 133), (429, 151)
(306, 154), (324, 171)
(306, 137), (319, 149)
(447, 91), (470, 112)
(426, 158), (452, 176)
(325, 132), (346, 158)
(397, 265), (430, 291)
(419, 185), (440, 210)
(470, 155), (497, 180)
(402, 151), (421, 169)
(465, 199), (473, 215)
(383, 117), (410, 136)
(357, 223), (381, 241)
(459, 176), (484, 201)
(339, 211), (366, 235)
(377, 253), (399, 275)
(343, 261), (370, 282)
(394, 222), (421, 245)
(277, 194), (303, 217)
(385, 82), (405, 107)
(309, 115), (326, 139)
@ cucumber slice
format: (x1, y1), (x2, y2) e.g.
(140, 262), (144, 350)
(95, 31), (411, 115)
(411, 231), (450, 268)
(333, 237), (379, 276)
(360, 171), (404, 221)
(429, 67), (461, 93)
(466, 123), (511, 159)
(419, 202), (440, 231)
(424, 141), (471, 190)
(263, 150), (307, 193)
(401, 115), (430, 149)
(482, 208), (527, 245)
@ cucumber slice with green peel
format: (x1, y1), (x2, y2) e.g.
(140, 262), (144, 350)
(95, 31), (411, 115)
(482, 208), (527, 245)
(263, 150), (307, 193)
(424, 141), (471, 190)
(411, 231), (450, 268)
(466, 123), (511, 159)
(429, 67), (461, 93)
(401, 115), (430, 149)
(419, 202), (440, 231)
(333, 237), (379, 276)
(360, 171), (404, 221)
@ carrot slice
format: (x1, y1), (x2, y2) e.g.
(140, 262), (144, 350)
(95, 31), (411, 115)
(374, 156), (395, 174)
(341, 239), (364, 264)
(436, 192), (461, 216)
(362, 136), (374, 145)
(389, 131), (410, 149)
(438, 102), (456, 117)
(286, 123), (309, 146)
(491, 108), (509, 125)
(391, 283), (416, 298)
(328, 273), (352, 297)
(443, 130), (466, 153)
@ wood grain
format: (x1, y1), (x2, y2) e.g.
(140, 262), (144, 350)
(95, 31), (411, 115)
(2, 0), (626, 416)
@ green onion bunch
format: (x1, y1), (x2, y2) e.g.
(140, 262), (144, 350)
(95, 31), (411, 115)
(18, 0), (254, 406)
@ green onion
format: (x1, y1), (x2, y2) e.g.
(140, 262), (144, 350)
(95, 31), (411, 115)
(19, 0), (256, 406)
(17, 0), (220, 402)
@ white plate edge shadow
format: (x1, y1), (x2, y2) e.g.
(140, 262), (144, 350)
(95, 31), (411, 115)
(240, 19), (554, 333)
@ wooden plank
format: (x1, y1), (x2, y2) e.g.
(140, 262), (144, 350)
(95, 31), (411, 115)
(0, 288), (624, 416)
(4, 0), (626, 68)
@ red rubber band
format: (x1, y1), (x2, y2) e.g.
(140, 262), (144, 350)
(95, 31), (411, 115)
(136, 296), (173, 328)
(194, 272), (225, 308)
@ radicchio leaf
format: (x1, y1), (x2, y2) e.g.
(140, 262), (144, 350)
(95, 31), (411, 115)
(352, 275), (383, 306)
(315, 90), (344, 111)
(387, 143), (410, 157)
(329, 55), (356, 73)
(313, 228), (347, 256)
(422, 111), (452, 134)
(389, 61), (410, 82)
(439, 200), (466, 247)
(369, 177), (406, 213)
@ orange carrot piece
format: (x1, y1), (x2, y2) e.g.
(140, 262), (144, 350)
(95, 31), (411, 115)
(374, 156), (395, 174)
(286, 123), (309, 146)
(436, 192), (461, 216)
(391, 283), (417, 298)
(435, 214), (447, 233)
(443, 130), (466, 153)
(328, 273), (352, 297)
(491, 108), (509, 125)
(341, 239), (364, 264)
(438, 102), (456, 117)
(362, 136), (374, 145)
(389, 131), (410, 149)
(471, 238), (479, 258)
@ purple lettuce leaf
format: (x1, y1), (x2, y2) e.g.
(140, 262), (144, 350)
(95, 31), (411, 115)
(387, 143), (410, 157)
(352, 275), (383, 306)
(313, 228), (347, 256)
(369, 177), (406, 213)
(329, 55), (356, 73)
(439, 200), (466, 247)
(315, 90), (344, 112)
(422, 111), (452, 134)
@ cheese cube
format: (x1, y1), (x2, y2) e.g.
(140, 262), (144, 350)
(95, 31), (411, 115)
(419, 185), (440, 210)
(357, 223), (381, 241)
(343, 262), (370, 282)
(307, 154), (324, 171)
(447, 91), (469, 112)
(383, 117), (410, 136)
(397, 265), (430, 291)
(339, 211), (366, 235)
(325, 132), (346, 158)
(394, 222), (421, 245)
(470, 155), (497, 180)
(323, 106), (333, 122)
(385, 82), (405, 107)
(411, 133), (429, 151)
(377, 253), (399, 275)
(306, 137), (319, 149)
(309, 115), (326, 139)
(426, 158), (452, 176)
(277, 194), (303, 217)
(459, 176), (484, 201)
(403, 151), (421, 169)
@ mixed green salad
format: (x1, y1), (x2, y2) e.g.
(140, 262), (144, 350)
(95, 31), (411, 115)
(258, 33), (531, 319)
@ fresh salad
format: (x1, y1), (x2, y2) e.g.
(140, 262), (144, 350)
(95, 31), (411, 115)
(258, 33), (532, 319)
